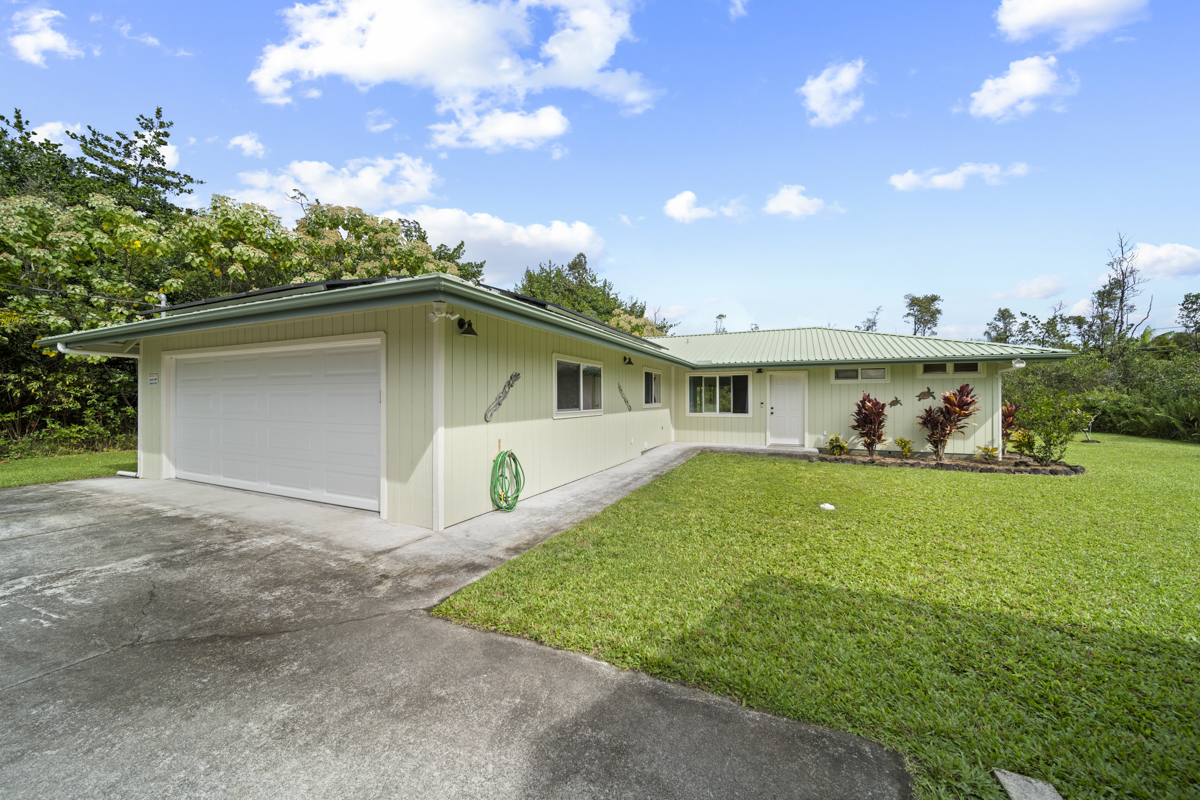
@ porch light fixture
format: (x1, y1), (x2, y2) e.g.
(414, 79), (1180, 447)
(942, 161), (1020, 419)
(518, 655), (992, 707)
(458, 318), (478, 337)
(429, 301), (459, 323)
(623, 356), (633, 365)
(1011, 359), (1026, 369)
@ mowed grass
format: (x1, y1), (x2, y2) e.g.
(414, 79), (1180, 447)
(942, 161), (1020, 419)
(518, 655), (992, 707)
(0, 451), (137, 488)
(435, 435), (1200, 799)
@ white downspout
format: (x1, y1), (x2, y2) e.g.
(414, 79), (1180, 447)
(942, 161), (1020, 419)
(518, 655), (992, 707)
(429, 302), (456, 532)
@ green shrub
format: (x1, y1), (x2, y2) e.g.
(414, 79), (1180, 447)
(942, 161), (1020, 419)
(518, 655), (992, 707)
(1017, 393), (1091, 465)
(893, 437), (915, 458)
(974, 445), (999, 463)
(824, 433), (850, 456)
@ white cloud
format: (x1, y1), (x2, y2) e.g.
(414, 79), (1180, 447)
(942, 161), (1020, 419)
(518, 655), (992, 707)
(430, 106), (569, 150)
(763, 185), (835, 218)
(969, 56), (1078, 121)
(228, 133), (266, 159)
(248, 0), (655, 151)
(889, 162), (1029, 191)
(798, 59), (866, 127)
(31, 120), (80, 146)
(995, 0), (1147, 50)
(116, 21), (159, 47)
(234, 153), (438, 220)
(1069, 297), (1093, 315)
(365, 108), (393, 133)
(405, 205), (603, 284)
(729, 0), (749, 20)
(662, 192), (746, 223)
(159, 144), (179, 169)
(1136, 242), (1200, 280)
(8, 7), (83, 66)
(992, 275), (1065, 300)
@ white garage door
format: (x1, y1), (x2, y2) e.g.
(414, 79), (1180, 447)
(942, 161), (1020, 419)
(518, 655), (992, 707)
(173, 343), (382, 511)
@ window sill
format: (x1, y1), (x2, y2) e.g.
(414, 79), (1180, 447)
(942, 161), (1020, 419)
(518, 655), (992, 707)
(685, 411), (752, 418)
(553, 409), (603, 419)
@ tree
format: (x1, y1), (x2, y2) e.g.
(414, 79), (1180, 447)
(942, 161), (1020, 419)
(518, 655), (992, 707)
(1013, 302), (1081, 349)
(855, 306), (881, 332)
(985, 308), (1017, 343)
(1076, 234), (1152, 356)
(1177, 293), (1200, 351)
(903, 293), (942, 336)
(715, 313), (726, 333)
(0, 110), (91, 204)
(68, 107), (200, 222)
(514, 252), (675, 336)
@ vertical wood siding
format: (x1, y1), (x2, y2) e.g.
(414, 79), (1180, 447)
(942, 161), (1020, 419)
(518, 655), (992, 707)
(134, 304), (435, 527)
(670, 367), (770, 445)
(442, 307), (675, 526)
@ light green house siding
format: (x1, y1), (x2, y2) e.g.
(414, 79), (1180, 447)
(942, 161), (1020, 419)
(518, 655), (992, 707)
(441, 306), (675, 526)
(670, 367), (769, 445)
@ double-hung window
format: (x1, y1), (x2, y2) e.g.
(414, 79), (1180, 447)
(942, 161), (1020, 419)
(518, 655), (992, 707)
(643, 370), (662, 407)
(688, 374), (750, 415)
(555, 356), (602, 417)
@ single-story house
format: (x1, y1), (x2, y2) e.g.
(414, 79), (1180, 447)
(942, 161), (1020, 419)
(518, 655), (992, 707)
(39, 273), (1072, 530)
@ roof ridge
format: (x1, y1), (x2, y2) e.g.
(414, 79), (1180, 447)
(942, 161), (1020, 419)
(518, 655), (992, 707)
(648, 326), (1070, 353)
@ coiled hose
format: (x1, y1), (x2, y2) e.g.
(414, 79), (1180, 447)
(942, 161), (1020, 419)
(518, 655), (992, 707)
(490, 450), (525, 512)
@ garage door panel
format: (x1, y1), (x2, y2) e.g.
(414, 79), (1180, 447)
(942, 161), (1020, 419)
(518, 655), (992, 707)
(174, 344), (381, 511)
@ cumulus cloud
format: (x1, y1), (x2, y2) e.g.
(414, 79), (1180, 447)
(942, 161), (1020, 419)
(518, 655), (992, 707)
(969, 56), (1078, 121)
(248, 0), (655, 151)
(729, 0), (749, 20)
(995, 0), (1147, 50)
(798, 59), (866, 127)
(228, 133), (266, 158)
(159, 144), (179, 169)
(762, 185), (837, 218)
(234, 153), (438, 219)
(1136, 242), (1200, 280)
(889, 162), (1029, 191)
(405, 205), (603, 284)
(8, 7), (83, 66)
(663, 191), (745, 223)
(430, 106), (569, 150)
(992, 275), (1065, 300)
(31, 120), (81, 145)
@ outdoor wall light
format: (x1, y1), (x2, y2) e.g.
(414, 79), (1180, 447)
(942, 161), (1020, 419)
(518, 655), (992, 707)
(1011, 359), (1026, 369)
(623, 356), (633, 365)
(429, 301), (460, 323)
(458, 319), (478, 337)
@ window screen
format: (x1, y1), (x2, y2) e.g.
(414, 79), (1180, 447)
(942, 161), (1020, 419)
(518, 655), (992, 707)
(923, 363), (948, 374)
(644, 371), (661, 405)
(688, 374), (749, 414)
(834, 368), (859, 380)
(556, 359), (601, 413)
(860, 368), (886, 380)
(953, 363), (979, 373)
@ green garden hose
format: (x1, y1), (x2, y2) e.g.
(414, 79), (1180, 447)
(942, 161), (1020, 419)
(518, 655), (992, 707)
(490, 450), (525, 512)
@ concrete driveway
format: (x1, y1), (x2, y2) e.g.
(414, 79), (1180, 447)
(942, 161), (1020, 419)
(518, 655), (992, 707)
(1, 445), (910, 799)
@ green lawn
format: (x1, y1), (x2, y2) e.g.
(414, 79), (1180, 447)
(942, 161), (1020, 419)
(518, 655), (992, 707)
(0, 451), (138, 488)
(435, 435), (1200, 799)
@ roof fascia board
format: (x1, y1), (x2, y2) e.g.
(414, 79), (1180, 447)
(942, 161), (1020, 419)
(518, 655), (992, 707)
(686, 354), (1072, 370)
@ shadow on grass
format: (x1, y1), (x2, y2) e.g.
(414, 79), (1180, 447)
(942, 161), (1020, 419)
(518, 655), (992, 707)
(633, 576), (1198, 800)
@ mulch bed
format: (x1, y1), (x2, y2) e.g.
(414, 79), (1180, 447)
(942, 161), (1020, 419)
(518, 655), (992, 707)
(816, 453), (1085, 476)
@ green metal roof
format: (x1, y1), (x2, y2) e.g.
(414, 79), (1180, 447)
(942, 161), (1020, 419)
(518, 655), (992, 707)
(646, 327), (1072, 367)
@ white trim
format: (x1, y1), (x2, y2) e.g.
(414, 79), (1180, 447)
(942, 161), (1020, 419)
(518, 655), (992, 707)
(552, 353), (604, 419)
(829, 365), (892, 384)
(767, 370), (809, 446)
(432, 317), (445, 531)
(683, 371), (754, 417)
(158, 331), (388, 518)
(641, 367), (663, 408)
(921, 362), (983, 377)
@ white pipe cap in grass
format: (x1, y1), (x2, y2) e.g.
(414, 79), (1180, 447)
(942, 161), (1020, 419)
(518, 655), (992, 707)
(819, 503), (835, 511)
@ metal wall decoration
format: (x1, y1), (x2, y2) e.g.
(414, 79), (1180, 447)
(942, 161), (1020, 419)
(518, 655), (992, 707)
(617, 382), (632, 411)
(888, 396), (903, 407)
(484, 372), (522, 422)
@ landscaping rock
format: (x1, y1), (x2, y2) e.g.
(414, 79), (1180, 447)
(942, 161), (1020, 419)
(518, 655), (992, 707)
(992, 769), (1063, 800)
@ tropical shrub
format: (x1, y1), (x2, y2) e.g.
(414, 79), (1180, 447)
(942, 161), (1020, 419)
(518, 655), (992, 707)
(916, 384), (979, 462)
(824, 433), (850, 456)
(974, 445), (999, 463)
(1008, 429), (1035, 458)
(1001, 402), (1021, 454)
(1017, 393), (1092, 465)
(850, 392), (888, 459)
(893, 437), (915, 458)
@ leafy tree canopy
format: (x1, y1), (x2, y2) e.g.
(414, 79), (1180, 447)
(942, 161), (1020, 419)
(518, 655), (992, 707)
(903, 293), (943, 336)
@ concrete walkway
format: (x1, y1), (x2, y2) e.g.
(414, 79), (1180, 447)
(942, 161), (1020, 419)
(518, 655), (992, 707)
(0, 443), (907, 799)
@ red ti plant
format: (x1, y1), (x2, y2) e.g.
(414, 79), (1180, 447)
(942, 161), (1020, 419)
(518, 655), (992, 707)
(851, 392), (888, 459)
(916, 383), (980, 461)
(1001, 401), (1021, 455)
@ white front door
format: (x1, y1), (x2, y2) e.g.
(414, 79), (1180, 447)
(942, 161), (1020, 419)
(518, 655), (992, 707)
(768, 373), (805, 446)
(172, 343), (382, 510)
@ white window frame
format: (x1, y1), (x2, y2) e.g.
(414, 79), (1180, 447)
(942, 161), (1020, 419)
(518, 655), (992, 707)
(642, 368), (662, 408)
(922, 362), (984, 376)
(685, 372), (753, 417)
(829, 365), (892, 384)
(553, 353), (604, 419)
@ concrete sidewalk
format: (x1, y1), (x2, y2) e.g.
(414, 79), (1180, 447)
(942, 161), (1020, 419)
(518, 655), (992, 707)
(0, 443), (907, 799)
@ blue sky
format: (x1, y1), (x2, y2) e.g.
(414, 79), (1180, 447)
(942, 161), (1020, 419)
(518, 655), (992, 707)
(5, 0), (1199, 336)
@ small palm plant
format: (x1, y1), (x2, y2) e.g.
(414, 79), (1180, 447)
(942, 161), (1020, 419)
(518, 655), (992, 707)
(850, 392), (888, 459)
